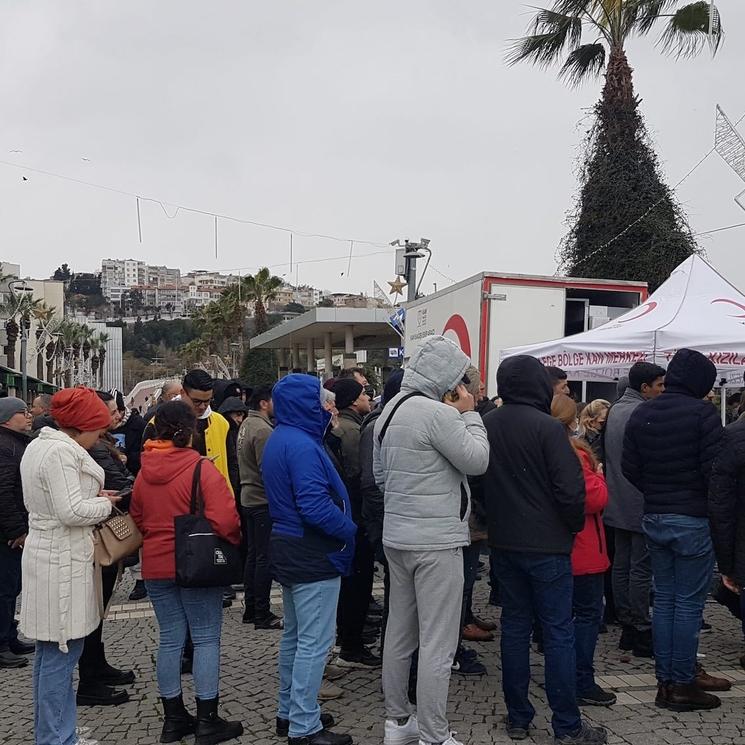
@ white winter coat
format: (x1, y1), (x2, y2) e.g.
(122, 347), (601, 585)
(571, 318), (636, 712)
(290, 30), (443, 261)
(373, 336), (490, 551)
(20, 428), (113, 652)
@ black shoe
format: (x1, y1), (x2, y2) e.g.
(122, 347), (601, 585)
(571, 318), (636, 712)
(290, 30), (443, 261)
(288, 730), (353, 745)
(223, 589), (236, 601)
(554, 721), (607, 745)
(242, 604), (255, 624)
(254, 612), (283, 630)
(222, 598), (233, 609)
(161, 695), (197, 743)
(700, 620), (712, 633)
(618, 625), (635, 651)
(9, 639), (35, 655)
(194, 696), (244, 745)
(632, 629), (654, 659)
(452, 657), (486, 676)
(655, 682), (670, 709)
(129, 580), (148, 601)
(577, 685), (617, 707)
(277, 712), (335, 736)
(666, 682), (721, 712)
(336, 647), (381, 669)
(94, 662), (136, 686)
(76, 682), (129, 706)
(0, 649), (28, 668)
(506, 721), (531, 740)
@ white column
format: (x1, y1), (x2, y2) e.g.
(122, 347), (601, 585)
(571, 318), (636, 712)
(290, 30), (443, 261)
(324, 332), (333, 381)
(343, 325), (355, 369)
(306, 338), (316, 373)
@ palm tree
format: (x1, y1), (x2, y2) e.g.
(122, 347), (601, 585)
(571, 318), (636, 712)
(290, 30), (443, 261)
(230, 268), (283, 334)
(97, 332), (110, 388)
(4, 316), (19, 369)
(508, 1), (722, 93)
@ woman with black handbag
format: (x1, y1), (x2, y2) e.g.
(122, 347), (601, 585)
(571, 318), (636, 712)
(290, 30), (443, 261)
(131, 401), (243, 745)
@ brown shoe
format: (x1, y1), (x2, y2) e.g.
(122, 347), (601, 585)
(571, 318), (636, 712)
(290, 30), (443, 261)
(666, 682), (721, 712)
(696, 665), (732, 692)
(655, 682), (670, 709)
(462, 624), (494, 642)
(472, 615), (497, 632)
(318, 683), (344, 701)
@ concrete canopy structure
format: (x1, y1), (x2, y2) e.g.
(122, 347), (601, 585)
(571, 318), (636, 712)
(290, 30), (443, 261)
(249, 307), (400, 377)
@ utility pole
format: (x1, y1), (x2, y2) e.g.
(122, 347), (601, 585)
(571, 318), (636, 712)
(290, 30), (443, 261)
(390, 238), (431, 303)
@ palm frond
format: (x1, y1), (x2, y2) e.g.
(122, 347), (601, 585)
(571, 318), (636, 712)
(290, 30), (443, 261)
(558, 43), (607, 85)
(626, 0), (678, 35)
(506, 7), (583, 67)
(658, 1), (722, 57)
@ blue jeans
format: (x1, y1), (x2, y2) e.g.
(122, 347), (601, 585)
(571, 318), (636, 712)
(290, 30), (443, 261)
(278, 577), (341, 738)
(146, 579), (224, 699)
(493, 551), (580, 738)
(33, 637), (85, 745)
(573, 573), (605, 695)
(642, 514), (715, 685)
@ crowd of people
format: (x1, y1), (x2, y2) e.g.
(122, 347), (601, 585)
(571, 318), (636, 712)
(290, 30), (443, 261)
(2, 336), (745, 745)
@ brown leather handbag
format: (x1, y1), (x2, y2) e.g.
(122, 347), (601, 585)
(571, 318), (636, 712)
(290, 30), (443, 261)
(93, 507), (143, 566)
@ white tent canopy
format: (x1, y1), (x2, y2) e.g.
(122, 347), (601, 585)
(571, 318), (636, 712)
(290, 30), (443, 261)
(502, 256), (745, 387)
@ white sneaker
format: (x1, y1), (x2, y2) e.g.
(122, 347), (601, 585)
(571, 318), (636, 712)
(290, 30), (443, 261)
(418, 734), (464, 745)
(384, 716), (420, 745)
(76, 738), (99, 745)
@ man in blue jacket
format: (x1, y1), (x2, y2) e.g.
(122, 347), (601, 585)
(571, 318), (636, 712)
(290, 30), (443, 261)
(263, 374), (358, 745)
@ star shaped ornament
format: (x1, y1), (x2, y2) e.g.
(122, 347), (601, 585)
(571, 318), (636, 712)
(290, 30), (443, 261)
(388, 276), (407, 297)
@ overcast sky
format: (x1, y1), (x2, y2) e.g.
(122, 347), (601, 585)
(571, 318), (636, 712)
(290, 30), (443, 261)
(1, 1), (743, 297)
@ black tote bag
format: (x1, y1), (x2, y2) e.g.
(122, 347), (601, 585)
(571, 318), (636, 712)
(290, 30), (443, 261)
(174, 459), (243, 588)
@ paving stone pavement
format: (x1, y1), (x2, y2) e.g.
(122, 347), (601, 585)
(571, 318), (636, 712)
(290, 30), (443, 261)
(3, 570), (745, 745)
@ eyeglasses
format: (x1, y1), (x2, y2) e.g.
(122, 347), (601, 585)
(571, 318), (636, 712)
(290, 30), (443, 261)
(185, 392), (211, 409)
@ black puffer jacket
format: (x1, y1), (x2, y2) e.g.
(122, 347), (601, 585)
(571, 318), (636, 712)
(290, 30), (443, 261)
(623, 348), (722, 517)
(88, 436), (135, 510)
(483, 355), (585, 555)
(359, 408), (384, 552)
(709, 419), (745, 584)
(0, 427), (30, 542)
(112, 409), (147, 476)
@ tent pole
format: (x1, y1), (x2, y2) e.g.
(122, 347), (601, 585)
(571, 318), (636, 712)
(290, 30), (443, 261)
(721, 384), (727, 426)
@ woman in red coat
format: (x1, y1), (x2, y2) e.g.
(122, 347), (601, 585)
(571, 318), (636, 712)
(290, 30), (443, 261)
(551, 395), (615, 708)
(130, 401), (243, 745)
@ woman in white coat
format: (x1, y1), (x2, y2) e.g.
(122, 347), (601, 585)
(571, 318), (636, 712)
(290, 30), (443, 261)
(20, 387), (121, 745)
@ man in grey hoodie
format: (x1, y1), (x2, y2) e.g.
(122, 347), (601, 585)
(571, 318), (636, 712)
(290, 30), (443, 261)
(374, 336), (489, 745)
(604, 361), (665, 657)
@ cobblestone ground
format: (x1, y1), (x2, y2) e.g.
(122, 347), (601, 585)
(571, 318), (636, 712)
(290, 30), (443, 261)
(3, 568), (745, 745)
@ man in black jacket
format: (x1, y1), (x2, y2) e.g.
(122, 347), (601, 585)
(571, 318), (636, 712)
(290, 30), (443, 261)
(709, 415), (745, 668)
(623, 348), (724, 712)
(0, 398), (33, 669)
(484, 356), (604, 745)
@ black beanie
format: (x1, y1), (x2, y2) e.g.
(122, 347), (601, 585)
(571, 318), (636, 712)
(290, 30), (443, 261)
(334, 378), (364, 410)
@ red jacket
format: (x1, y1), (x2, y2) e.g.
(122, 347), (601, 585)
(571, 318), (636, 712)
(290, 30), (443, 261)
(571, 448), (610, 576)
(131, 441), (241, 580)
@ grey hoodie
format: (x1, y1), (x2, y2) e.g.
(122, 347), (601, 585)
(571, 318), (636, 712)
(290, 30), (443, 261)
(373, 336), (490, 551)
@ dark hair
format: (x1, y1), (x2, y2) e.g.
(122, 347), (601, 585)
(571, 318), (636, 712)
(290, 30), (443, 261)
(183, 369), (214, 393)
(249, 386), (273, 411)
(629, 362), (666, 392)
(96, 391), (115, 404)
(154, 401), (197, 448)
(338, 367), (366, 379)
(545, 366), (567, 383)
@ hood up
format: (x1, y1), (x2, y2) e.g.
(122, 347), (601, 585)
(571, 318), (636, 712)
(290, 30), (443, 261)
(497, 355), (553, 413)
(139, 442), (201, 485)
(273, 373), (330, 440)
(402, 335), (470, 400)
(664, 348), (717, 399)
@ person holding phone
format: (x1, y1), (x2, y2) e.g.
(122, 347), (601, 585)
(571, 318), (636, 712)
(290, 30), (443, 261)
(72, 391), (138, 708)
(19, 387), (120, 745)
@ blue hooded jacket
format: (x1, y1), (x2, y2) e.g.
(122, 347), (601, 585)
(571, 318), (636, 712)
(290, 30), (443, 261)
(262, 374), (357, 585)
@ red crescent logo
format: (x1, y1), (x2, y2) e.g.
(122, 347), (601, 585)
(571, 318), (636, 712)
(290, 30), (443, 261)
(442, 314), (472, 358)
(619, 301), (658, 324)
(712, 298), (745, 318)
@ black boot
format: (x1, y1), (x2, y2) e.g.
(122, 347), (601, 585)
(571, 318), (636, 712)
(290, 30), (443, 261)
(96, 659), (136, 686)
(129, 580), (148, 601)
(288, 731), (353, 745)
(76, 680), (129, 706)
(160, 695), (197, 743)
(632, 629), (654, 658)
(194, 696), (244, 745)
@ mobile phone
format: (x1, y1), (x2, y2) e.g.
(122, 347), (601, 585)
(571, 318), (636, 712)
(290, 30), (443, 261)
(115, 488), (133, 498)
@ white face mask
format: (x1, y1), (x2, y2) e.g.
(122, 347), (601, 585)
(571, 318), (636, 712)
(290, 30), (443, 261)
(199, 405), (212, 420)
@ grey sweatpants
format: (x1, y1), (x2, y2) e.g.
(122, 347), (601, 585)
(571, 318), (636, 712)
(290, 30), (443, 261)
(383, 546), (464, 745)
